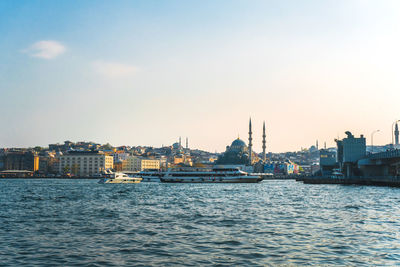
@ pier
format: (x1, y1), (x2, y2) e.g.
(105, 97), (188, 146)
(297, 176), (400, 187)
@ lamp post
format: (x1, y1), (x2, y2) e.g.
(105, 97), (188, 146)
(371, 129), (380, 153)
(392, 120), (400, 147)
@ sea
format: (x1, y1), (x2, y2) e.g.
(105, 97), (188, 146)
(0, 179), (399, 266)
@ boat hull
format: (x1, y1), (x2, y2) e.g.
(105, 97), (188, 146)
(99, 178), (142, 184)
(160, 176), (262, 183)
(140, 176), (161, 182)
(105, 179), (141, 184)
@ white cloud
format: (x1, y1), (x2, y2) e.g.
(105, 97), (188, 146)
(92, 60), (138, 78)
(24, 40), (66, 59)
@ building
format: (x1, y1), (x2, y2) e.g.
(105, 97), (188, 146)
(319, 149), (337, 176)
(2, 151), (39, 171)
(216, 138), (250, 165)
(263, 161), (299, 176)
(59, 151), (113, 176)
(342, 132), (366, 163)
(335, 131), (366, 177)
(217, 118), (265, 167)
(113, 152), (130, 162)
(113, 160), (123, 172)
(122, 156), (160, 172)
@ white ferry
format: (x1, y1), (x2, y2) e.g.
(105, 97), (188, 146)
(160, 167), (263, 183)
(138, 169), (165, 182)
(98, 172), (142, 184)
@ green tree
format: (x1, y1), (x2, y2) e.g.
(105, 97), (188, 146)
(33, 146), (43, 152)
(63, 165), (70, 174)
(102, 143), (113, 150)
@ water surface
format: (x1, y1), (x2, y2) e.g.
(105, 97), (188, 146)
(0, 179), (399, 266)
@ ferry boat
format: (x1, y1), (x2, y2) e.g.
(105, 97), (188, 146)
(160, 167), (263, 183)
(138, 169), (165, 182)
(98, 172), (142, 184)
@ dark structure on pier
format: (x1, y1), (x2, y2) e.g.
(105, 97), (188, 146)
(335, 131), (366, 178)
(320, 131), (400, 178)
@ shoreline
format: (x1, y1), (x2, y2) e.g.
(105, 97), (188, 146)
(0, 176), (101, 179)
(297, 176), (400, 187)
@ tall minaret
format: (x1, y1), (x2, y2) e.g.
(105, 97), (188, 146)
(316, 140), (319, 150)
(179, 137), (182, 148)
(186, 137), (188, 152)
(262, 121), (266, 162)
(395, 123), (399, 146)
(248, 118), (253, 165)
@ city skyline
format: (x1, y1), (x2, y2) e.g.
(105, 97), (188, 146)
(1, 0), (400, 152)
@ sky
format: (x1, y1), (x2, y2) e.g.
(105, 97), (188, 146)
(1, 0), (400, 152)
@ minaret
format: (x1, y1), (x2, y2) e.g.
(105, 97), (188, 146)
(179, 137), (181, 148)
(186, 137), (188, 152)
(248, 118), (253, 165)
(316, 140), (319, 150)
(395, 123), (399, 146)
(262, 121), (266, 162)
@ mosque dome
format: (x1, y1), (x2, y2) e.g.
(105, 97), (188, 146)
(216, 138), (249, 165)
(231, 138), (246, 148)
(229, 138), (247, 153)
(172, 142), (180, 149)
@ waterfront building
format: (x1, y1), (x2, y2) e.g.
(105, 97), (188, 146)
(159, 156), (168, 170)
(298, 164), (320, 175)
(113, 152), (130, 162)
(338, 131), (366, 163)
(319, 149), (337, 176)
(263, 161), (299, 175)
(172, 154), (193, 166)
(122, 156), (160, 172)
(2, 151), (39, 171)
(335, 131), (366, 177)
(47, 155), (59, 174)
(38, 156), (49, 173)
(58, 151), (113, 176)
(113, 160), (123, 172)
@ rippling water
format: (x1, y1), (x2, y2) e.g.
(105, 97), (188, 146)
(1, 179), (400, 266)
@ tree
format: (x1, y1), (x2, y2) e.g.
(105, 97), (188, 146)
(102, 143), (114, 150)
(63, 165), (70, 174)
(33, 146), (43, 152)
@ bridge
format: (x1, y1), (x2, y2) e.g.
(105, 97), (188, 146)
(366, 149), (400, 160)
(358, 149), (400, 177)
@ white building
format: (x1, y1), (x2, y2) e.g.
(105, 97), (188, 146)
(59, 151), (113, 176)
(113, 152), (130, 162)
(122, 156), (160, 171)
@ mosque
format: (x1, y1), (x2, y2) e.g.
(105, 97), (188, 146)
(216, 118), (266, 165)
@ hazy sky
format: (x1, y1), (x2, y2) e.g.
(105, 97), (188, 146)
(1, 0), (400, 152)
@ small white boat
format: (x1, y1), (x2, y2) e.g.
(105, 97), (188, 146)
(330, 170), (344, 179)
(99, 172), (142, 184)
